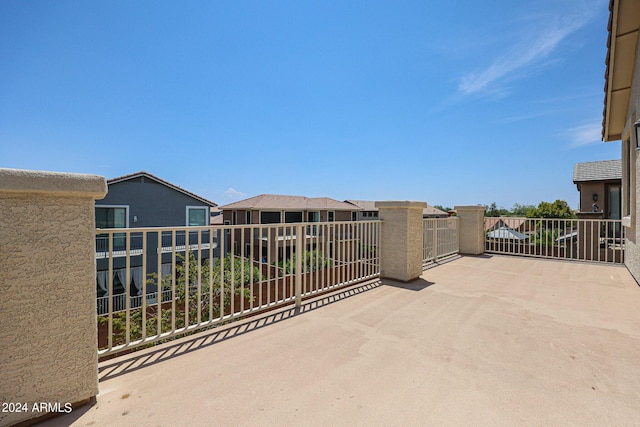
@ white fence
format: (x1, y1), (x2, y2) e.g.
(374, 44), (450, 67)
(97, 221), (380, 356)
(423, 217), (460, 264)
(484, 217), (624, 264)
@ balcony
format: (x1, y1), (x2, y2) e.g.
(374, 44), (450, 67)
(4, 173), (639, 427)
(42, 255), (640, 426)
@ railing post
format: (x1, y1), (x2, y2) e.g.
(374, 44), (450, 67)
(433, 220), (439, 259)
(375, 201), (426, 282)
(295, 224), (303, 308)
(0, 168), (107, 426)
(455, 205), (486, 255)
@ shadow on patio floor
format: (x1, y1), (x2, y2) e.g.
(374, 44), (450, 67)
(98, 278), (382, 382)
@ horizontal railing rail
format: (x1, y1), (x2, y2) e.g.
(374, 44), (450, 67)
(97, 221), (381, 356)
(97, 289), (174, 315)
(423, 217), (460, 264)
(484, 217), (624, 264)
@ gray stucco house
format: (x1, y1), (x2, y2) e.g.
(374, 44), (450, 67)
(95, 171), (218, 313)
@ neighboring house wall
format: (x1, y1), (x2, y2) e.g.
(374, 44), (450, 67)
(95, 174), (217, 299)
(577, 181), (621, 217)
(97, 177), (211, 227)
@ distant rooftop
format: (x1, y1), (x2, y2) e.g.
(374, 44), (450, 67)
(573, 159), (622, 183)
(345, 200), (447, 217)
(220, 194), (360, 211)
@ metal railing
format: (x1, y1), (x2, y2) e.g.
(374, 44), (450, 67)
(484, 217), (624, 264)
(96, 230), (216, 259)
(423, 217), (460, 264)
(97, 221), (381, 356)
(97, 290), (174, 315)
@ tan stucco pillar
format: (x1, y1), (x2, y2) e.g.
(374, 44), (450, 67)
(455, 205), (486, 255)
(375, 201), (426, 282)
(0, 168), (107, 426)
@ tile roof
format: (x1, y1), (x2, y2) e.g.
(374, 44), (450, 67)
(220, 194), (360, 211)
(422, 205), (448, 217)
(344, 200), (378, 211)
(107, 171), (218, 207)
(346, 200), (448, 217)
(572, 159), (622, 183)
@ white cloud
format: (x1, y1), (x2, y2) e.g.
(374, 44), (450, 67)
(223, 187), (247, 200)
(567, 123), (602, 147)
(458, 5), (596, 96)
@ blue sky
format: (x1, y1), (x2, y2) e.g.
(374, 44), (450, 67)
(0, 0), (620, 209)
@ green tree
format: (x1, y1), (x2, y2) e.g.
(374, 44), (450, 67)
(485, 202), (510, 217)
(274, 250), (333, 274)
(526, 200), (575, 219)
(511, 203), (535, 217)
(101, 253), (258, 347)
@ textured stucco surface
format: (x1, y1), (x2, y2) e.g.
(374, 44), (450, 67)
(0, 168), (106, 198)
(0, 170), (106, 426)
(621, 37), (640, 284)
(376, 201), (425, 282)
(455, 205), (485, 255)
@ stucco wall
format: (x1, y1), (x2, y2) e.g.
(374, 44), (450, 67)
(456, 206), (486, 255)
(620, 36), (640, 284)
(577, 181), (621, 215)
(0, 169), (107, 426)
(376, 201), (425, 282)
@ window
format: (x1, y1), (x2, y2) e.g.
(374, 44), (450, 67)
(308, 211), (319, 222)
(328, 211), (335, 222)
(232, 211), (238, 225)
(246, 211), (252, 224)
(284, 211), (303, 223)
(351, 212), (357, 221)
(95, 206), (128, 228)
(260, 211), (281, 224)
(224, 220), (231, 235)
(186, 206), (207, 226)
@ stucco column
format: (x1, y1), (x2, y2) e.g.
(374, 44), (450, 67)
(0, 168), (107, 426)
(375, 201), (426, 282)
(455, 205), (486, 255)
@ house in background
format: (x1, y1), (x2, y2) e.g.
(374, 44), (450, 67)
(97, 171), (217, 228)
(220, 194), (360, 225)
(345, 200), (379, 220)
(422, 205), (448, 218)
(95, 171), (218, 313)
(601, 0), (640, 282)
(573, 159), (622, 218)
(219, 194), (362, 261)
(345, 200), (448, 219)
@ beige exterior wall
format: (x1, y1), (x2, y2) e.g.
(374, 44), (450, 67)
(0, 169), (107, 426)
(455, 205), (486, 255)
(620, 38), (640, 283)
(577, 181), (620, 215)
(376, 201), (425, 282)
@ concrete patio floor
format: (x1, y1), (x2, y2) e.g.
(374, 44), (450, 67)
(41, 255), (640, 426)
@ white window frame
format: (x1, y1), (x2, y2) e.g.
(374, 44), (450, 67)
(186, 206), (209, 227)
(95, 205), (130, 228)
